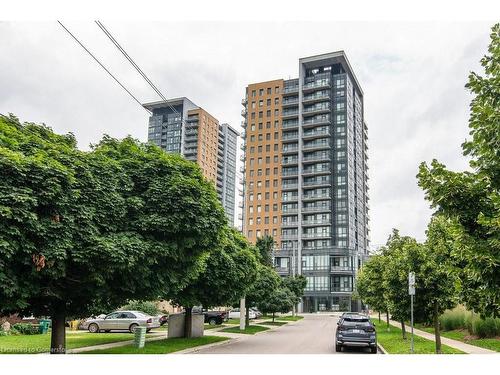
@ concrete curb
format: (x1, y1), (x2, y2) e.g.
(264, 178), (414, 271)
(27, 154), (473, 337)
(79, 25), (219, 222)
(377, 342), (387, 354)
(174, 337), (237, 354)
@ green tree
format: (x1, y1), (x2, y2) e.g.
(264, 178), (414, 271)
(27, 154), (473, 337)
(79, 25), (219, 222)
(245, 265), (281, 327)
(257, 286), (294, 322)
(0, 115), (225, 353)
(419, 216), (460, 353)
(382, 230), (427, 339)
(417, 24), (500, 318)
(255, 235), (275, 267)
(282, 275), (307, 316)
(171, 228), (259, 337)
(356, 254), (390, 328)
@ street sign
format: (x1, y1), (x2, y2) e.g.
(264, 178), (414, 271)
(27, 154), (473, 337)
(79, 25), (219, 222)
(408, 272), (415, 286)
(409, 285), (415, 295)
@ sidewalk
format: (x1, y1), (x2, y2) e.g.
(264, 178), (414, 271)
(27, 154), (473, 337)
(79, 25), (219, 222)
(384, 317), (495, 354)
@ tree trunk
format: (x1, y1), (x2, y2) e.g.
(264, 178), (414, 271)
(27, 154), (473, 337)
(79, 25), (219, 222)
(184, 306), (193, 338)
(386, 310), (390, 332)
(401, 320), (407, 340)
(50, 309), (66, 354)
(245, 306), (250, 328)
(433, 301), (442, 354)
(378, 311), (381, 323)
(272, 312), (275, 322)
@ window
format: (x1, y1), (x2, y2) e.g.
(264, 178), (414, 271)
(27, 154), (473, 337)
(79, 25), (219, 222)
(274, 97), (279, 105)
(266, 144), (270, 152)
(267, 87), (272, 95)
(275, 86), (280, 93)
(266, 121), (271, 129)
(259, 89), (264, 96)
(256, 229), (261, 237)
(249, 206), (254, 213)
(248, 230), (253, 237)
(267, 99), (271, 106)
(259, 100), (263, 107)
(257, 205), (262, 213)
(266, 110), (271, 117)
(251, 101), (256, 109)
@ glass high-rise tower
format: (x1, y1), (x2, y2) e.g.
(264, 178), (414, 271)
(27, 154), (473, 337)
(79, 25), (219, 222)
(241, 52), (369, 312)
(144, 97), (239, 226)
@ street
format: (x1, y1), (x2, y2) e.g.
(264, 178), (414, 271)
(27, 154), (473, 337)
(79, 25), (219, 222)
(194, 313), (379, 354)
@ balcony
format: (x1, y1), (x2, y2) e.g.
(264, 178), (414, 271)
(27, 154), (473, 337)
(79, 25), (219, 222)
(303, 154), (331, 163)
(282, 157), (298, 166)
(303, 129), (331, 139)
(302, 232), (331, 239)
(282, 132), (298, 142)
(331, 286), (353, 293)
(303, 92), (330, 104)
(282, 109), (299, 119)
(283, 85), (299, 95)
(275, 267), (290, 274)
(241, 120), (247, 128)
(282, 169), (299, 177)
(330, 266), (354, 273)
(281, 233), (298, 240)
(282, 145), (299, 154)
(303, 178), (331, 187)
(281, 183), (298, 190)
(241, 108), (247, 117)
(281, 195), (299, 202)
(282, 97), (299, 107)
(303, 104), (330, 116)
(302, 141), (330, 151)
(302, 220), (332, 226)
(282, 120), (299, 130)
(303, 167), (331, 176)
(282, 208), (298, 215)
(302, 206), (331, 213)
(241, 98), (248, 105)
(303, 116), (331, 127)
(303, 79), (331, 93)
(281, 221), (299, 228)
(302, 193), (330, 200)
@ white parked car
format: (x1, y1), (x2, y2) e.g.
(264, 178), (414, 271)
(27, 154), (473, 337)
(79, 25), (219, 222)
(81, 311), (160, 333)
(228, 308), (256, 320)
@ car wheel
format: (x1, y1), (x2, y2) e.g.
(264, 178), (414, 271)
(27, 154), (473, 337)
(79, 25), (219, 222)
(146, 329), (151, 333)
(208, 318), (217, 326)
(371, 346), (378, 354)
(104, 330), (110, 333)
(129, 323), (139, 333)
(335, 344), (342, 352)
(88, 323), (99, 333)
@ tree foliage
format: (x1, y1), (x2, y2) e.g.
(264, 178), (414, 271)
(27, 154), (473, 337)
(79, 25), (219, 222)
(356, 254), (388, 315)
(255, 235), (275, 267)
(417, 24), (500, 318)
(0, 115), (226, 352)
(257, 286), (294, 322)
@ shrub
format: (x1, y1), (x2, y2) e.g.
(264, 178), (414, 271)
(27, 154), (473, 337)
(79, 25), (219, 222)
(439, 306), (471, 331)
(471, 317), (499, 338)
(12, 323), (40, 335)
(120, 300), (160, 316)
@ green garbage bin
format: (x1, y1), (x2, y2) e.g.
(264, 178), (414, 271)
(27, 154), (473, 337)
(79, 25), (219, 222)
(133, 326), (147, 349)
(39, 319), (51, 334)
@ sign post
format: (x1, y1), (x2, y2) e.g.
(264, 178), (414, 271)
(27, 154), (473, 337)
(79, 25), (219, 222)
(408, 272), (415, 354)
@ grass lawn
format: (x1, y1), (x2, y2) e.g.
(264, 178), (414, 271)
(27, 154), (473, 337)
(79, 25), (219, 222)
(412, 323), (499, 352)
(276, 315), (304, 322)
(371, 319), (464, 354)
(259, 321), (287, 326)
(204, 324), (226, 330)
(221, 325), (270, 335)
(226, 319), (241, 325)
(82, 336), (229, 354)
(0, 331), (151, 354)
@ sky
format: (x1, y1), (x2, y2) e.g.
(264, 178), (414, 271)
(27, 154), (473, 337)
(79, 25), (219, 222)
(0, 21), (494, 248)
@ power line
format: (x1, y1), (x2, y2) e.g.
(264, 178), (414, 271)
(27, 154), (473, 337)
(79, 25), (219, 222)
(57, 21), (150, 114)
(94, 20), (181, 118)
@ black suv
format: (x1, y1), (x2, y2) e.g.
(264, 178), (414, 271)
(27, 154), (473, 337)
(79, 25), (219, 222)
(191, 307), (227, 325)
(335, 314), (377, 353)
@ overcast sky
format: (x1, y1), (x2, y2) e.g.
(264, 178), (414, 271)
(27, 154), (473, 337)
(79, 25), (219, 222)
(0, 21), (493, 247)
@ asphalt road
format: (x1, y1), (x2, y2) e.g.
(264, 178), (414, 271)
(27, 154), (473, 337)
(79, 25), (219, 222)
(195, 313), (379, 354)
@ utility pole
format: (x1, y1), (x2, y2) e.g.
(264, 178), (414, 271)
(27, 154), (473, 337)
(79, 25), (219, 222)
(239, 297), (245, 331)
(408, 272), (415, 354)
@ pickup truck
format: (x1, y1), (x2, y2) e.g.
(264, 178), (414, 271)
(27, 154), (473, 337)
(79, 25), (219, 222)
(190, 308), (227, 325)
